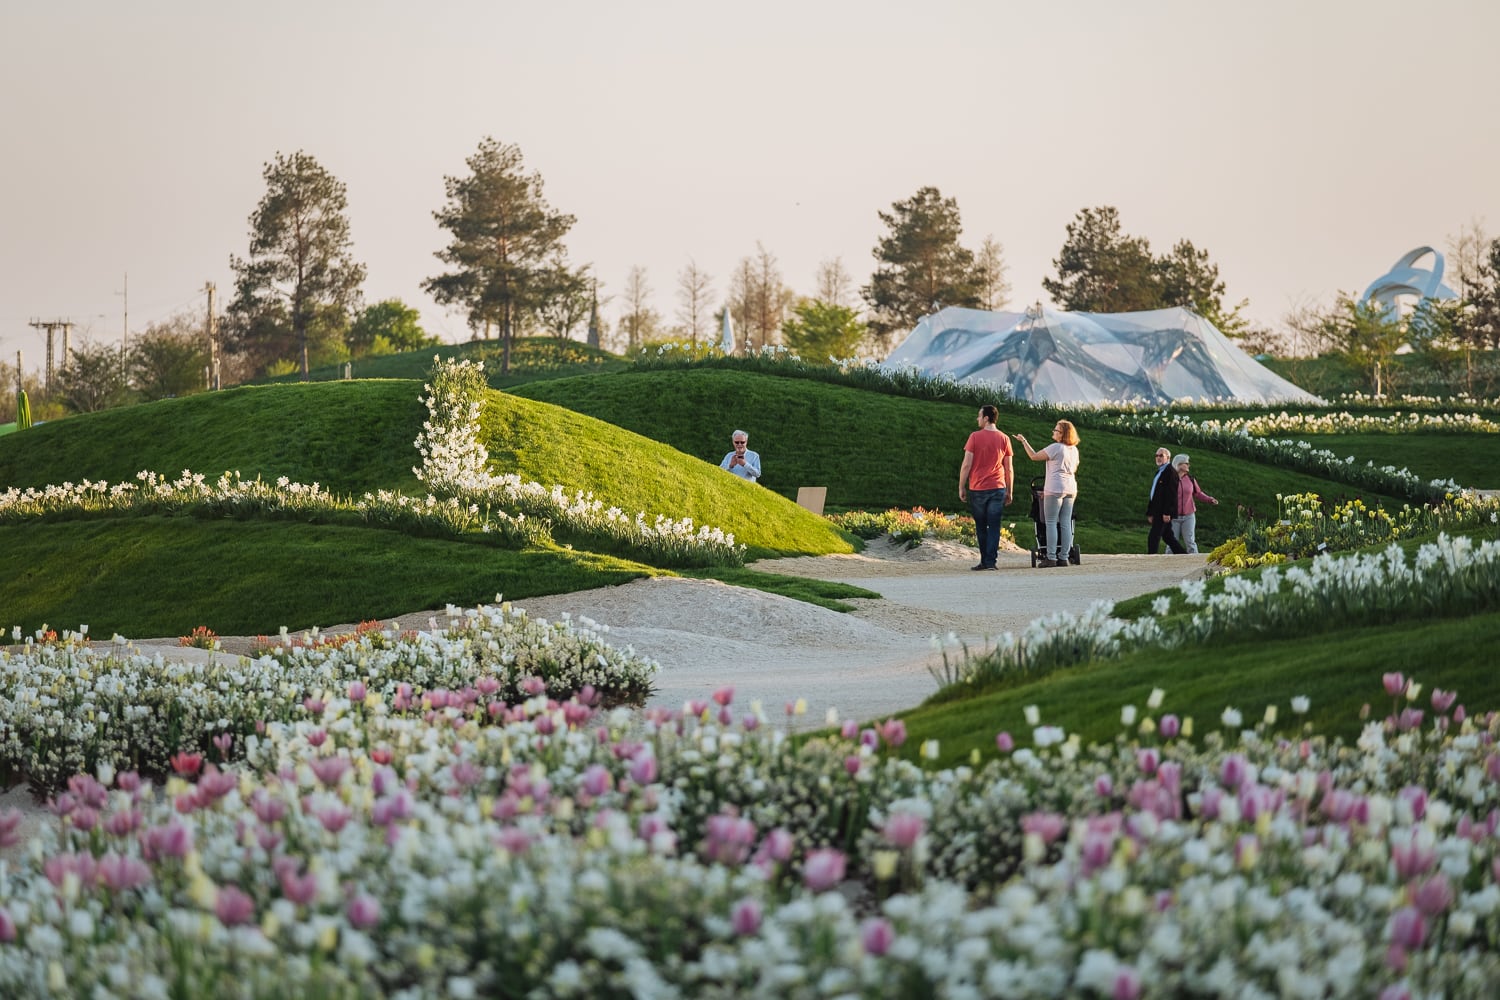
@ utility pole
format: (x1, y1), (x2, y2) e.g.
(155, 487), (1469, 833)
(28, 318), (69, 390)
(205, 281), (220, 390)
(116, 272), (129, 371)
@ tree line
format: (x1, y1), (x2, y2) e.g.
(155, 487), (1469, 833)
(19, 133), (1499, 424)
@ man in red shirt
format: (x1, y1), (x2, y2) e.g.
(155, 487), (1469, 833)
(958, 404), (1013, 571)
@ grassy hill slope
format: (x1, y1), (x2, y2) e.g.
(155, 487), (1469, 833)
(511, 369), (1415, 552)
(0, 379), (852, 559)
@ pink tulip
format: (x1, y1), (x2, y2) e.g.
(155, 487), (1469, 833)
(581, 765), (613, 798)
(1410, 874), (1454, 916)
(1021, 811), (1067, 845)
(1382, 672), (1406, 697)
(840, 719), (859, 739)
(861, 917), (895, 956)
(215, 884), (257, 927)
(629, 755), (658, 786)
(96, 853), (152, 892)
(1389, 906), (1426, 950)
(170, 752), (203, 777)
(802, 848), (847, 892)
(495, 826), (533, 855)
(275, 859), (319, 906)
(347, 893), (381, 930)
(712, 686), (735, 707)
(1112, 967), (1143, 1000)
(309, 756), (351, 788)
(1158, 715), (1181, 739)
(1220, 754), (1248, 789)
(880, 719), (908, 748)
(882, 812), (926, 850)
(995, 731), (1015, 752)
(104, 809), (143, 837)
(1431, 688), (1457, 712)
(731, 898), (762, 935)
(139, 820), (193, 861)
(844, 755), (862, 776)
(0, 908), (14, 943)
(756, 828), (795, 864)
(1136, 748), (1159, 775)
(1391, 835), (1435, 880)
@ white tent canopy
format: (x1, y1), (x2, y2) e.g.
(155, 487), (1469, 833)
(884, 305), (1319, 406)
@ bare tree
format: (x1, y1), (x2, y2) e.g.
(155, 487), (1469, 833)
(1446, 218), (1491, 301)
(814, 257), (854, 308)
(974, 235), (1012, 311)
(619, 266), (660, 351)
(675, 260), (714, 346)
(728, 243), (796, 352)
(1281, 296), (1338, 358)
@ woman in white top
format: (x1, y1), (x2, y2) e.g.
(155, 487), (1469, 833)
(1014, 420), (1080, 568)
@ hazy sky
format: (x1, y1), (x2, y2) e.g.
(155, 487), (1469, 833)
(3, 0), (1497, 366)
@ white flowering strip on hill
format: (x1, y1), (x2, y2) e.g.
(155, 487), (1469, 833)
(1099, 411), (1464, 501)
(945, 533), (1500, 690)
(1204, 410), (1500, 437)
(0, 470), (547, 549)
(0, 603), (658, 788)
(415, 356), (746, 567)
(0, 675), (1497, 996)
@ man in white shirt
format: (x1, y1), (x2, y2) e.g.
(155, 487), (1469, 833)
(720, 430), (762, 482)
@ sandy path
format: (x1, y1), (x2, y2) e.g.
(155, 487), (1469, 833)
(509, 539), (1207, 725)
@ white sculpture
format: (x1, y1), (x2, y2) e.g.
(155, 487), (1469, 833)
(884, 304), (1318, 406)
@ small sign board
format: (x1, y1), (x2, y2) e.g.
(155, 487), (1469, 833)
(795, 486), (827, 516)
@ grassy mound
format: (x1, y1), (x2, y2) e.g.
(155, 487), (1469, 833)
(512, 369), (1415, 552)
(0, 379), (852, 560)
(0, 518), (659, 638)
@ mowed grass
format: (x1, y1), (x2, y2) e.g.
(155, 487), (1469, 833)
(897, 608), (1500, 769)
(0, 381), (427, 495)
(0, 378), (855, 559)
(512, 369), (1417, 553)
(0, 518), (659, 638)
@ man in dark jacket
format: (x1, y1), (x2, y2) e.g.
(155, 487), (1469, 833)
(1147, 447), (1187, 554)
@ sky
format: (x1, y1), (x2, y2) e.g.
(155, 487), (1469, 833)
(3, 0), (1498, 370)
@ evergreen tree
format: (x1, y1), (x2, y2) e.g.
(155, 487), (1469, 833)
(1043, 206), (1157, 313)
(424, 138), (576, 374)
(862, 186), (982, 339)
(228, 151), (366, 379)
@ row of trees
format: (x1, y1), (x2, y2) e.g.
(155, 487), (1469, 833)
(222, 133), (1407, 388)
(227, 152), (440, 377)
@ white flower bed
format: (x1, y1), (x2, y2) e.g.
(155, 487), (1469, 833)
(0, 603), (658, 788)
(945, 533), (1500, 690)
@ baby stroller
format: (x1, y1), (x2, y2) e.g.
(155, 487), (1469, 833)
(1027, 476), (1081, 568)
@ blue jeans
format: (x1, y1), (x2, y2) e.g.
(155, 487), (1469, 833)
(969, 488), (1006, 567)
(1042, 493), (1075, 562)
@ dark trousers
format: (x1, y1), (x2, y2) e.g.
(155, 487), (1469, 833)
(969, 488), (1006, 567)
(1148, 516), (1186, 554)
